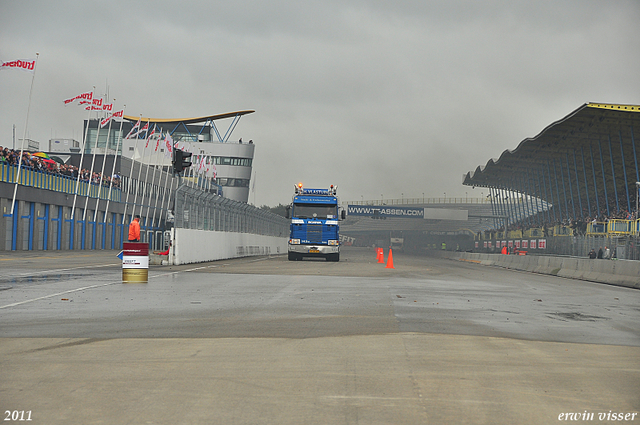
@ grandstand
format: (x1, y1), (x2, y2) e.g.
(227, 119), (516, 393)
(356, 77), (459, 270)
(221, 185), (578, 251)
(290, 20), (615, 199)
(463, 103), (640, 259)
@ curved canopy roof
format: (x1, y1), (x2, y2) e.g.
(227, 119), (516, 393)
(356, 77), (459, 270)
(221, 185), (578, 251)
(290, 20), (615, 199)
(463, 103), (640, 217)
(123, 110), (255, 125)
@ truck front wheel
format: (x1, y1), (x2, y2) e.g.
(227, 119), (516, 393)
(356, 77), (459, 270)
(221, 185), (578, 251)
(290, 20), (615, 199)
(326, 253), (340, 262)
(288, 252), (301, 261)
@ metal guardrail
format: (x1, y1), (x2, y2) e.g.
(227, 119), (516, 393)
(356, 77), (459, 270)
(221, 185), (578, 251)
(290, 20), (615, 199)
(174, 185), (288, 237)
(347, 197), (490, 206)
(477, 220), (640, 241)
(586, 220), (640, 236)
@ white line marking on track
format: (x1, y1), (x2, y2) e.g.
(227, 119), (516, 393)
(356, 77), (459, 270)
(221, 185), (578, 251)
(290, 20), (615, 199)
(0, 264), (219, 309)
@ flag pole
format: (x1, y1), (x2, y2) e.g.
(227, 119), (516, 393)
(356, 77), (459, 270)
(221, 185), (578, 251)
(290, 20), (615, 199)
(104, 105), (126, 226)
(71, 86), (95, 220)
(122, 115), (143, 226)
(10, 53), (39, 215)
(82, 97), (106, 222)
(133, 121), (152, 217)
(139, 125), (156, 218)
(158, 131), (178, 225)
(147, 128), (163, 227)
(94, 100), (117, 222)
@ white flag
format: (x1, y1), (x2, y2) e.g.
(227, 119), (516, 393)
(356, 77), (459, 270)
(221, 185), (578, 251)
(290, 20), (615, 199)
(164, 133), (174, 158)
(85, 98), (103, 110)
(0, 58), (36, 73)
(100, 109), (124, 128)
(125, 118), (141, 139)
(63, 91), (93, 105)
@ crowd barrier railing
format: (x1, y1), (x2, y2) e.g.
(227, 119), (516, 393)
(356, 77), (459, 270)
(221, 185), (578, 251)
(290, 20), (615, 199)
(508, 230), (523, 239)
(477, 220), (640, 241)
(0, 161), (121, 202)
(553, 225), (573, 236)
(608, 219), (632, 236)
(524, 228), (544, 238)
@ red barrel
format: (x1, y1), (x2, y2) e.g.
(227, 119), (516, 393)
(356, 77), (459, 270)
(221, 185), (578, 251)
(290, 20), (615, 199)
(122, 242), (149, 283)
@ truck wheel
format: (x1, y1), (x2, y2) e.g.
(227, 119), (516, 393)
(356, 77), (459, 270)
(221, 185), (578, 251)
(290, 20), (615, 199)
(326, 253), (340, 262)
(288, 252), (298, 261)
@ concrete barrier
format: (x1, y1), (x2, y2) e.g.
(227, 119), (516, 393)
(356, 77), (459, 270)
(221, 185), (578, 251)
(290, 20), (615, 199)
(454, 252), (640, 289)
(169, 228), (288, 265)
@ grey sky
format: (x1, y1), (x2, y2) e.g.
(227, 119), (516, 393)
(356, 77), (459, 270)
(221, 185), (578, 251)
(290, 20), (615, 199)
(1, 0), (639, 206)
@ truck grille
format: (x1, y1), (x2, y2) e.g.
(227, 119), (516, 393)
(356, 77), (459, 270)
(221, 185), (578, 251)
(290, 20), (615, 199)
(306, 224), (323, 243)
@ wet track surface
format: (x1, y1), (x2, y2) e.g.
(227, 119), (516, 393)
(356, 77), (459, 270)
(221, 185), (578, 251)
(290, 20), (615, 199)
(1, 248), (637, 345)
(0, 248), (638, 424)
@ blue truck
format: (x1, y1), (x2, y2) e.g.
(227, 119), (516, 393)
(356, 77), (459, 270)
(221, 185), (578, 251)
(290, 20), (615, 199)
(286, 183), (346, 261)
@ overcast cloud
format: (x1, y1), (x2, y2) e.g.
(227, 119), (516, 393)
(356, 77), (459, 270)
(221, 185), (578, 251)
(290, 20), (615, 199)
(1, 0), (639, 206)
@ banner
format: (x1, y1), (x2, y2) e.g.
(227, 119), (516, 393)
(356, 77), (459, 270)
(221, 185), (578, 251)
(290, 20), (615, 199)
(85, 98), (103, 110)
(164, 133), (174, 158)
(144, 125), (156, 148)
(197, 156), (209, 175)
(138, 122), (149, 138)
(347, 205), (424, 218)
(125, 118), (141, 139)
(100, 109), (124, 128)
(0, 58), (36, 73)
(63, 91), (93, 105)
(155, 132), (161, 151)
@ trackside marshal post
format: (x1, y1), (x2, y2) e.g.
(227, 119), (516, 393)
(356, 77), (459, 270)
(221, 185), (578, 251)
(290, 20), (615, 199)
(122, 242), (149, 282)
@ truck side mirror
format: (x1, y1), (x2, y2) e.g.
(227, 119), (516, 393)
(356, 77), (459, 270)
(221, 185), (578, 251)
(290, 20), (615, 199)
(285, 205), (291, 219)
(341, 209), (346, 220)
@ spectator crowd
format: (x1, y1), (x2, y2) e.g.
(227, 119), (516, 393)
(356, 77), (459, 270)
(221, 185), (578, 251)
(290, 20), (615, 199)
(0, 146), (121, 189)
(482, 195), (638, 240)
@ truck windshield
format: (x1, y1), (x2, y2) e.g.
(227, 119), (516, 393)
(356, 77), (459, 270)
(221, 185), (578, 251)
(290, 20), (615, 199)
(293, 203), (338, 219)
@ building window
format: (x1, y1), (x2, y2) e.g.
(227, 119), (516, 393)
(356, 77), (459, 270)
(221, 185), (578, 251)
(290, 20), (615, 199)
(212, 156), (252, 167)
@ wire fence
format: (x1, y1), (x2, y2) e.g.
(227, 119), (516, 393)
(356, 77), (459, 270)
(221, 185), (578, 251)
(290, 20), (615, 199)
(174, 184), (289, 237)
(546, 235), (640, 261)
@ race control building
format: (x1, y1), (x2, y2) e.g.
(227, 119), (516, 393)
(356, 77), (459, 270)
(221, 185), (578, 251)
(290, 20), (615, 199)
(83, 110), (256, 203)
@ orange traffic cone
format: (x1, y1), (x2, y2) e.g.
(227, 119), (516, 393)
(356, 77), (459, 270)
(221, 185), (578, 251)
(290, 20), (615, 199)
(377, 247), (385, 263)
(385, 248), (395, 269)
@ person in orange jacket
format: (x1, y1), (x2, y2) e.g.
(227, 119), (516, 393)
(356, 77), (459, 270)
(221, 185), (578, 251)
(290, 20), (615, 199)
(501, 245), (508, 255)
(128, 215), (141, 242)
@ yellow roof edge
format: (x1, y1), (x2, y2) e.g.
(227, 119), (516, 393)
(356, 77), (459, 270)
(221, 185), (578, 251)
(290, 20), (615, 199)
(586, 102), (640, 112)
(122, 110), (255, 124)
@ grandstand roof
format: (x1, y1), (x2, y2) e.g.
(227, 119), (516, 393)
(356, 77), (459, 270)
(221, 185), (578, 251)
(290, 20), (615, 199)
(463, 103), (640, 217)
(122, 110), (255, 125)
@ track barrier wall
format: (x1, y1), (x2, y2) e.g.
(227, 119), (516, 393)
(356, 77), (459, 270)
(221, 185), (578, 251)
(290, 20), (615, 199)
(169, 185), (289, 265)
(453, 252), (640, 289)
(169, 228), (287, 265)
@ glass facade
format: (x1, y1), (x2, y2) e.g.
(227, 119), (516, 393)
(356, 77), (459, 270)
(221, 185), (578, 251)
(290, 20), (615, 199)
(84, 124), (123, 154)
(215, 178), (250, 188)
(212, 156), (252, 167)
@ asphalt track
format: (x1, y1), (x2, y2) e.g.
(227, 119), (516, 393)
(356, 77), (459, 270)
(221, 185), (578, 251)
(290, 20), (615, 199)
(0, 248), (638, 424)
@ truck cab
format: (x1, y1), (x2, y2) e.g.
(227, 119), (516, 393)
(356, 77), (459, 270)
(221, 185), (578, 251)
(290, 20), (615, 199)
(286, 183), (345, 261)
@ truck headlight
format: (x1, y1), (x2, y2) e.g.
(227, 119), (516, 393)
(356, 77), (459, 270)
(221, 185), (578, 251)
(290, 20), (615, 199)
(290, 239), (301, 245)
(328, 240), (338, 246)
